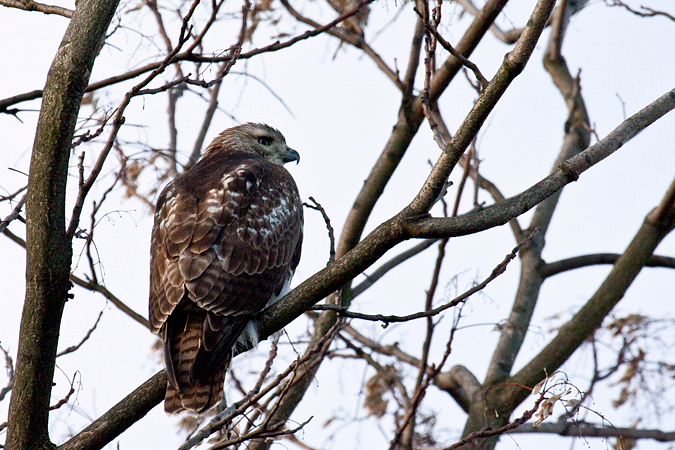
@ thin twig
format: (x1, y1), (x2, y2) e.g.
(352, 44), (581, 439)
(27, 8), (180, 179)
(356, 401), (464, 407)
(391, 236), (448, 449)
(179, 321), (341, 450)
(65, 0), (201, 240)
(208, 417), (313, 450)
(71, 275), (150, 328)
(146, 0), (175, 51)
(443, 392), (547, 450)
(179, 337), (281, 450)
(0, 0), (383, 114)
(342, 323), (421, 367)
(304, 197), (336, 264)
(0, 0), (73, 17)
(56, 310), (104, 357)
(49, 376), (77, 411)
(305, 196), (340, 306)
(416, 8), (489, 90)
(82, 175), (119, 285)
(419, 0), (446, 149)
(0, 193), (26, 236)
(313, 230), (539, 326)
(279, 0), (404, 91)
(283, 434), (321, 450)
(605, 0), (675, 22)
(508, 422), (675, 442)
(352, 238), (438, 298)
(71, 116), (109, 149)
(0, 184), (27, 203)
(187, 79), (223, 168)
(340, 336), (412, 410)
(0, 343), (14, 402)
(1, 223), (149, 328)
(393, 155), (454, 448)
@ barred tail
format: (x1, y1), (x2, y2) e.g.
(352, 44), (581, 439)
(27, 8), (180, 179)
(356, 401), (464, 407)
(163, 303), (231, 414)
(164, 361), (229, 414)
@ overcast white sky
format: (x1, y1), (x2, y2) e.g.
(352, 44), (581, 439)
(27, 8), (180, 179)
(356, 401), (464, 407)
(1, 0), (675, 449)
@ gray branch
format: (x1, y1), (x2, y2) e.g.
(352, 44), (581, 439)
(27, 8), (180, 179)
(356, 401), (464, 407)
(542, 253), (675, 277)
(506, 422), (675, 442)
(0, 0), (73, 17)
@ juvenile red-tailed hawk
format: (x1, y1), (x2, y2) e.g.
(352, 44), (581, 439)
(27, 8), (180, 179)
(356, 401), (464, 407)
(149, 123), (303, 414)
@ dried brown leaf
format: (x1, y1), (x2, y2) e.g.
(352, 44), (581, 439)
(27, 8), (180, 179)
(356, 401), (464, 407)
(614, 436), (637, 450)
(363, 369), (396, 418)
(607, 314), (647, 337)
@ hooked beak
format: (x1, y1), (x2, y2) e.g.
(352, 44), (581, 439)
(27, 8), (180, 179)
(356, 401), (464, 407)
(282, 147), (300, 165)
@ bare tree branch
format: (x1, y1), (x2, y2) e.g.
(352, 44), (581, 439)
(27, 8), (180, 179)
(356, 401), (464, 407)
(0, 0), (380, 114)
(48, 378), (76, 411)
(542, 253), (675, 277)
(181, 321), (341, 450)
(1, 223), (150, 329)
(342, 322), (482, 413)
(507, 422), (675, 442)
(407, 86), (675, 239)
(393, 230), (449, 449)
(408, 0), (557, 215)
(337, 0), (511, 262)
(0, 0), (73, 18)
(352, 238), (438, 298)
(65, 0), (202, 240)
(0, 343), (14, 403)
(56, 371), (168, 450)
(505, 174), (675, 410)
(56, 310), (105, 357)
(186, 79), (222, 169)
(471, 7), (591, 423)
(606, 0), (675, 22)
(279, 0), (404, 91)
(0, 185), (27, 203)
(434, 365), (481, 413)
(444, 393), (547, 450)
(402, 13), (426, 98)
(313, 230), (536, 326)
(71, 275), (150, 328)
(0, 194), (26, 236)
(341, 323), (421, 367)
(178, 336), (282, 450)
(304, 197), (336, 265)
(417, 10), (489, 90)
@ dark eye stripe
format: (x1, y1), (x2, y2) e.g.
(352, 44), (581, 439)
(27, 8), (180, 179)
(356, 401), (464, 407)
(258, 136), (273, 146)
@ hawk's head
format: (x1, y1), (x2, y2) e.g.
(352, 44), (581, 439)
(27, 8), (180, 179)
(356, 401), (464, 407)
(205, 122), (300, 166)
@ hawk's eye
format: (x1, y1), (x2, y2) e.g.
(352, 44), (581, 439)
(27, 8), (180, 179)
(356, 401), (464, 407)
(258, 136), (273, 146)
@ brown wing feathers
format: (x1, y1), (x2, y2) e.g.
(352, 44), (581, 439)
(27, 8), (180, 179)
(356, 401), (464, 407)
(149, 127), (302, 414)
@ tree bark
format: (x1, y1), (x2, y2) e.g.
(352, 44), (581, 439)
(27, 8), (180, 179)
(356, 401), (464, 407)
(5, 1), (120, 449)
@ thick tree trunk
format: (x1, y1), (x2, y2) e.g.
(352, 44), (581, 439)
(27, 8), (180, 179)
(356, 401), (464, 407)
(5, 1), (120, 449)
